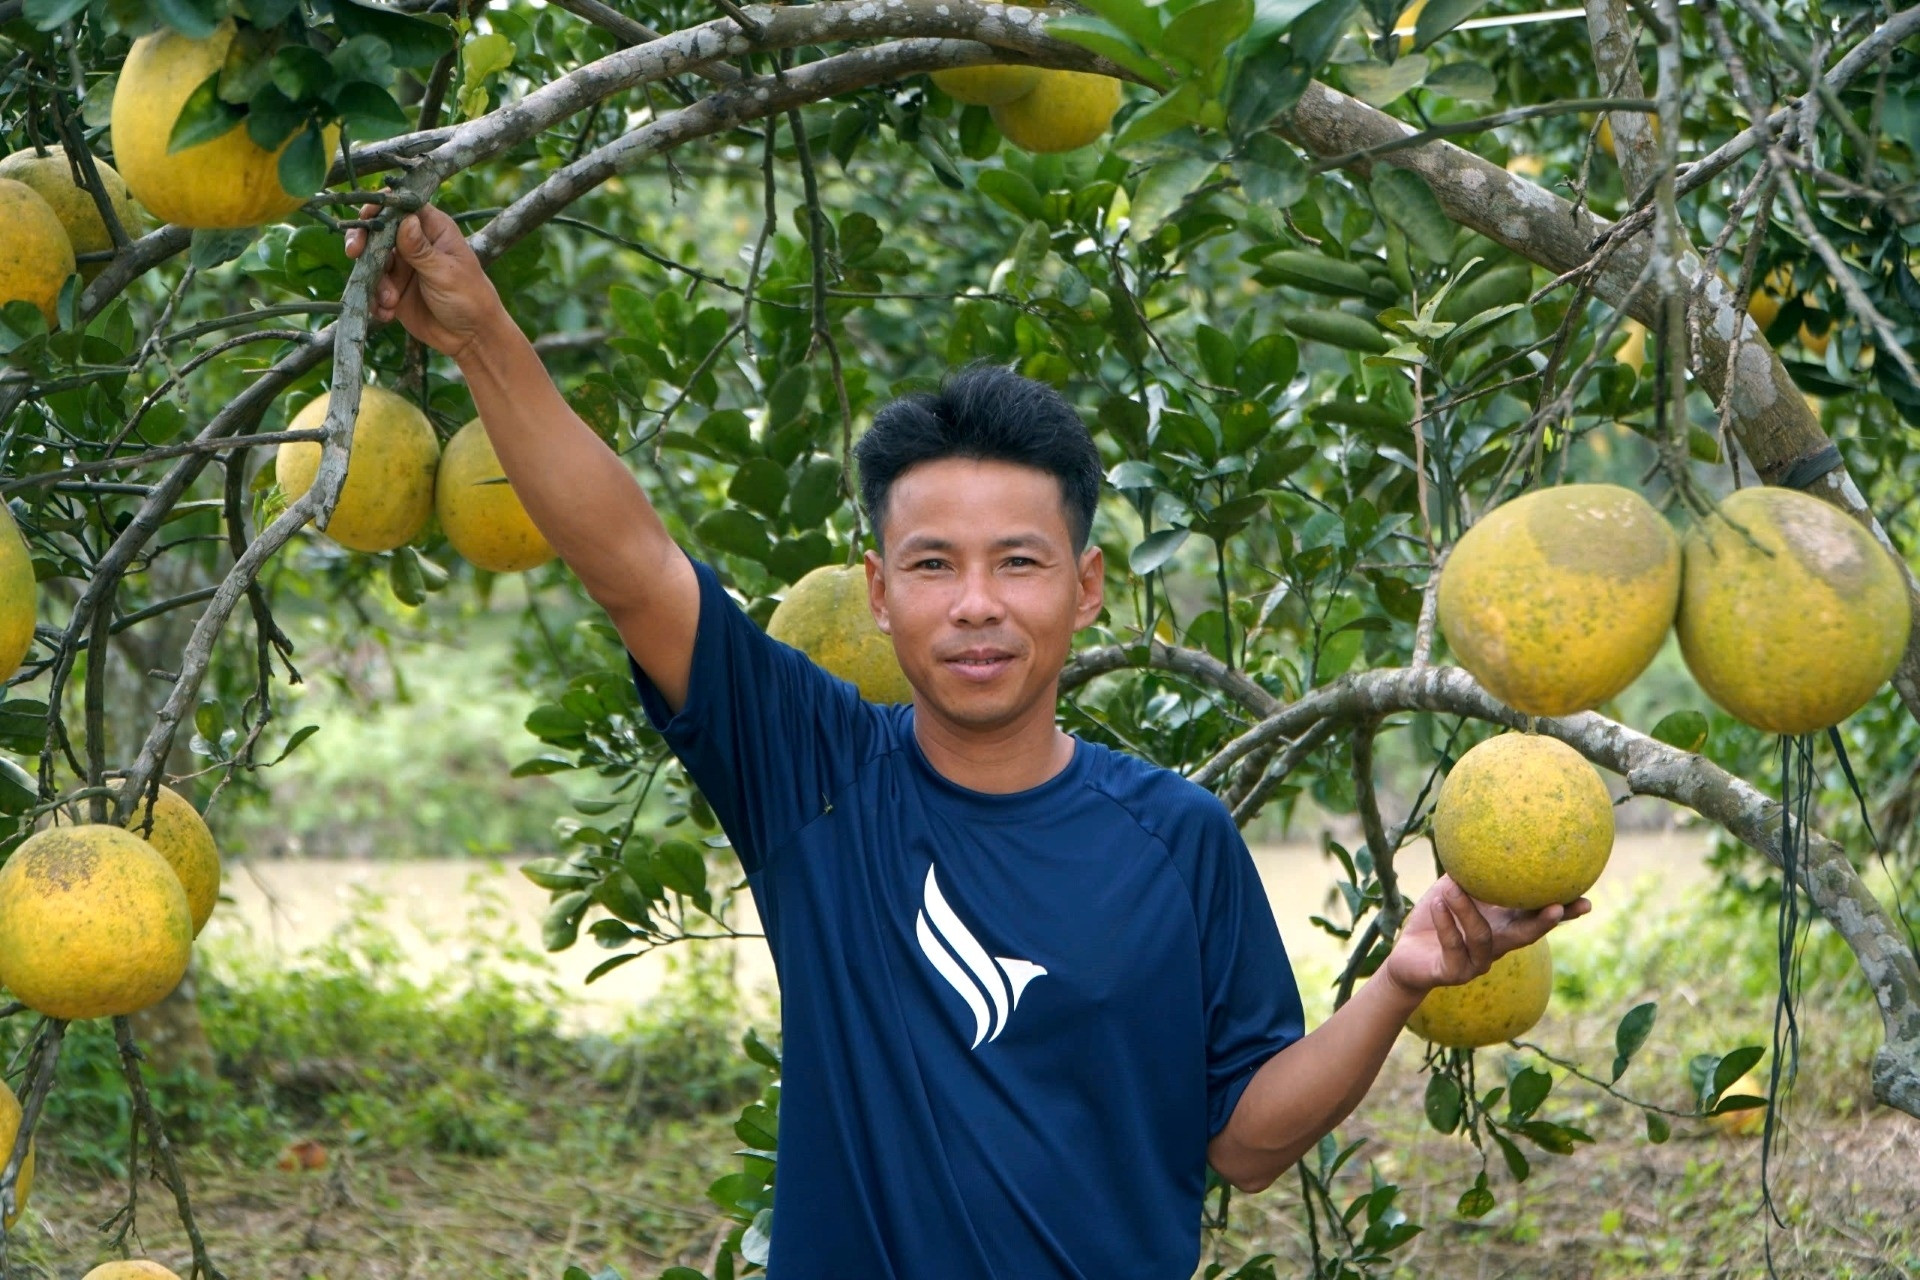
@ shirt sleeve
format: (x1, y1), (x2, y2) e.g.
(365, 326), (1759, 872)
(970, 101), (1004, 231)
(1197, 808), (1306, 1138)
(627, 556), (876, 875)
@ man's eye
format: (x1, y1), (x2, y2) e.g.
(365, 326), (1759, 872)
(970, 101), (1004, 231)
(1006, 557), (1036, 568)
(914, 558), (947, 571)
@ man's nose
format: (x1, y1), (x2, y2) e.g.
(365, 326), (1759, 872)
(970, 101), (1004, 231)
(950, 564), (1005, 626)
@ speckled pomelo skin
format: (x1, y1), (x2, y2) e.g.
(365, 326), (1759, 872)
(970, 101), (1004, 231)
(766, 565), (914, 704)
(0, 178), (76, 326)
(435, 418), (556, 573)
(111, 21), (338, 230)
(0, 147), (140, 279)
(277, 386), (440, 554)
(82, 1263), (185, 1280)
(990, 71), (1122, 153)
(1438, 483), (1680, 717)
(1676, 486), (1911, 735)
(1434, 733), (1614, 911)
(0, 1077), (33, 1228)
(122, 784), (221, 937)
(1407, 939), (1553, 1048)
(0, 824), (192, 1021)
(0, 498), (37, 685)
(931, 65), (1040, 106)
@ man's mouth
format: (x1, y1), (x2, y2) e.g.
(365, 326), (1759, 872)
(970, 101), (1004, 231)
(941, 649), (1018, 682)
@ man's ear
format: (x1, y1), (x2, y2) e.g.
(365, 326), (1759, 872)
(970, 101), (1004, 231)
(865, 548), (890, 634)
(1073, 544), (1105, 630)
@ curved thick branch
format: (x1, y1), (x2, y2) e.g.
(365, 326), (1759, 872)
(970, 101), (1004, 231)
(1064, 647), (1920, 1117)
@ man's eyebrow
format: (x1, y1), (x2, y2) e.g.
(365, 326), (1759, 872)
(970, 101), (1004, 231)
(895, 533), (1055, 554)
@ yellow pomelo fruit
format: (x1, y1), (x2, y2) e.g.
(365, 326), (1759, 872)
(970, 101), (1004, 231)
(1707, 1066), (1768, 1136)
(990, 71), (1122, 154)
(0, 500), (37, 685)
(122, 785), (221, 937)
(1438, 483), (1681, 717)
(0, 1077), (34, 1229)
(0, 178), (77, 326)
(1390, 0), (1424, 51)
(277, 386), (440, 553)
(1407, 938), (1552, 1048)
(1798, 320), (1829, 357)
(1615, 318), (1648, 372)
(82, 1264), (184, 1280)
(111, 21), (338, 229)
(1434, 733), (1614, 910)
(932, 65), (1040, 107)
(767, 565), (913, 703)
(1505, 153), (1545, 179)
(1744, 266), (1792, 333)
(1677, 486), (1910, 735)
(435, 419), (555, 573)
(0, 824), (192, 1021)
(0, 147), (141, 279)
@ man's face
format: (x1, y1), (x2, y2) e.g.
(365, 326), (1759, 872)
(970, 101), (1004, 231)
(867, 458), (1104, 732)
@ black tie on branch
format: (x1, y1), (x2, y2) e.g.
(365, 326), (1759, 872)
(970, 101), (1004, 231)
(1777, 444), (1845, 491)
(1826, 726), (1920, 958)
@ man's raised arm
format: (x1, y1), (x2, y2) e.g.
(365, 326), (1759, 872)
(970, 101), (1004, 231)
(346, 205), (698, 709)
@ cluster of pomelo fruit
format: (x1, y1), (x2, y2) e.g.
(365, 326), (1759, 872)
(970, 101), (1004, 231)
(0, 18), (341, 324)
(930, 65), (1124, 154)
(1404, 482), (1910, 1052)
(277, 386), (555, 574)
(0, 784), (224, 1228)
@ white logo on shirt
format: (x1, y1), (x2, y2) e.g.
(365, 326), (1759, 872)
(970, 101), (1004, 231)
(915, 865), (1047, 1050)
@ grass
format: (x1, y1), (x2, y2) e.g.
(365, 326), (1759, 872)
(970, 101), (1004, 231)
(7, 873), (1917, 1279)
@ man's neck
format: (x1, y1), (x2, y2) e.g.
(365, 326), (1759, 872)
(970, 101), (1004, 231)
(912, 691), (1076, 795)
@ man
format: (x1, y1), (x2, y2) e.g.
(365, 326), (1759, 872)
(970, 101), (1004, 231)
(346, 206), (1587, 1278)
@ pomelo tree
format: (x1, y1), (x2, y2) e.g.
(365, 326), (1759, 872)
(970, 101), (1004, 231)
(0, 0), (1917, 1272)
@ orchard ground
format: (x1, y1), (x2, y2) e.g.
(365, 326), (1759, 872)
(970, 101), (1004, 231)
(6, 826), (1917, 1279)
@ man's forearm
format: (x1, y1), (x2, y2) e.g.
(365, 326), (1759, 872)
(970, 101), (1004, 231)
(454, 313), (679, 614)
(1207, 971), (1424, 1193)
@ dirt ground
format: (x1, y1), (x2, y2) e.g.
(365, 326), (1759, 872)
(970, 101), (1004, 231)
(15, 1040), (1917, 1280)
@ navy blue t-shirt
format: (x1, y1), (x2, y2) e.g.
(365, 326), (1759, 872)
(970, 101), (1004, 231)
(630, 560), (1305, 1279)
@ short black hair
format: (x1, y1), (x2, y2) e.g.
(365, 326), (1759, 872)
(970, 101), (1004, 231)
(854, 364), (1103, 552)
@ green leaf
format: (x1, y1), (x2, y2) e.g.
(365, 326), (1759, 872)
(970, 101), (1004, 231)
(1131, 527), (1190, 574)
(1288, 0), (1360, 71)
(653, 839), (708, 899)
(151, 0), (223, 39)
(1044, 15), (1170, 88)
(388, 546), (426, 606)
(1650, 709), (1708, 753)
(332, 82), (412, 141)
(1370, 168), (1453, 262)
(270, 43), (334, 102)
(542, 890), (590, 951)
(1505, 1066), (1552, 1121)
(1228, 42), (1311, 137)
(327, 0), (455, 69)
(729, 459), (790, 519)
(24, 0), (89, 31)
(1128, 154), (1215, 239)
(1424, 60), (1496, 100)
(765, 365), (811, 429)
(1196, 325), (1238, 386)
(0, 757), (38, 817)
(957, 104), (999, 160)
(1423, 1073), (1463, 1133)
(0, 701), (49, 754)
(189, 226), (261, 269)
(1077, 0), (1166, 52)
(266, 723), (321, 766)
(1412, 0), (1488, 49)
(695, 508), (770, 563)
(1115, 83), (1208, 151)
(1456, 1173), (1495, 1218)
(1234, 134), (1308, 209)
(245, 84), (309, 151)
(696, 408), (754, 461)
(1343, 53), (1428, 107)
(276, 122), (329, 200)
(1711, 1046), (1765, 1102)
(977, 168), (1046, 223)
(1491, 1128), (1531, 1181)
(1610, 1001), (1658, 1081)
(1645, 1109), (1671, 1143)
(168, 72), (246, 153)
(463, 30), (515, 81)
(1160, 0), (1254, 73)
(1238, 332), (1299, 393)
(786, 457), (846, 528)
(743, 1027), (782, 1069)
